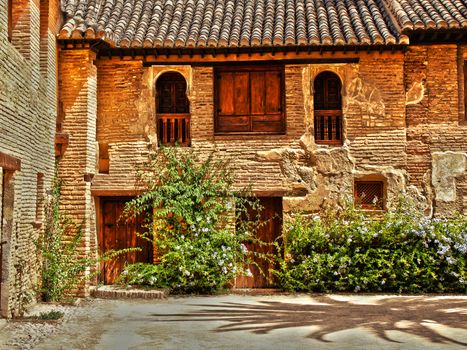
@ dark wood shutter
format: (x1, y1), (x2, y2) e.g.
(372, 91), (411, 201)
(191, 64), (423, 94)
(156, 72), (189, 114)
(215, 67), (284, 134)
(8, 0), (12, 42)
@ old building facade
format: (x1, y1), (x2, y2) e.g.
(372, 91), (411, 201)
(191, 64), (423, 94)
(0, 0), (61, 316)
(1, 0), (466, 314)
(57, 0), (467, 290)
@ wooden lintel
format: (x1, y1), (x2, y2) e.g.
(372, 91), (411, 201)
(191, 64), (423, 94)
(253, 187), (308, 197)
(92, 189), (143, 197)
(133, 49), (403, 65)
(0, 152), (21, 171)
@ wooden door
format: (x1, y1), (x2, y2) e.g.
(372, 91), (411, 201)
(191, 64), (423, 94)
(235, 197), (282, 288)
(100, 199), (153, 284)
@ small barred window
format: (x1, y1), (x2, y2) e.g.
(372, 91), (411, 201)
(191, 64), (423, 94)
(354, 181), (384, 210)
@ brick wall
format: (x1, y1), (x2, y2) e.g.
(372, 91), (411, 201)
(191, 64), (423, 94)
(57, 49), (98, 295)
(91, 53), (408, 208)
(55, 46), (467, 293)
(0, 0), (58, 317)
(405, 45), (467, 216)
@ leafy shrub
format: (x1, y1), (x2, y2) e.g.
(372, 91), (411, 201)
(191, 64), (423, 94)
(119, 147), (259, 293)
(37, 175), (131, 302)
(275, 199), (467, 293)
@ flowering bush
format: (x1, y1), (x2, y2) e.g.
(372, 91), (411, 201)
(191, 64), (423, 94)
(275, 199), (467, 293)
(118, 147), (258, 293)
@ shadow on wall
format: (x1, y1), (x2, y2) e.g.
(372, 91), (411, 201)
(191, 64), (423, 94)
(148, 296), (466, 345)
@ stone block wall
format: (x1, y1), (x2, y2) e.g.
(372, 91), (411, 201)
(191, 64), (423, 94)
(0, 0), (58, 317)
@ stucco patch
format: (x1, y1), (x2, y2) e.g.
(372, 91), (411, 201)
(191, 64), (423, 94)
(406, 80), (425, 105)
(346, 75), (385, 126)
(432, 152), (466, 202)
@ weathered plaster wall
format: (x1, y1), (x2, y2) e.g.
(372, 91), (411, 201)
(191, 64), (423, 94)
(263, 53), (409, 213)
(405, 45), (467, 216)
(0, 0), (58, 317)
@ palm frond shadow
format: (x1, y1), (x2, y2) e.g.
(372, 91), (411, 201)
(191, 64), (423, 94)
(148, 296), (467, 345)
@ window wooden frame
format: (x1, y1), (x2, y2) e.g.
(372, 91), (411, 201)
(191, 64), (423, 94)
(314, 71), (343, 145)
(464, 60), (467, 122)
(214, 66), (286, 135)
(155, 72), (191, 146)
(7, 0), (13, 42)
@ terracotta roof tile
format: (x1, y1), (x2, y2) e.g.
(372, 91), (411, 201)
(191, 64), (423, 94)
(386, 0), (467, 31)
(59, 0), (466, 48)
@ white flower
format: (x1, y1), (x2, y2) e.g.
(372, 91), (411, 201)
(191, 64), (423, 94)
(246, 269), (253, 277)
(185, 270), (191, 277)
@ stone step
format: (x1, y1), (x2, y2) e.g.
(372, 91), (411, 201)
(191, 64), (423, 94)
(90, 286), (168, 300)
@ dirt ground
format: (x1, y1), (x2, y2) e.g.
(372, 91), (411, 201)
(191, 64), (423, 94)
(1, 294), (466, 349)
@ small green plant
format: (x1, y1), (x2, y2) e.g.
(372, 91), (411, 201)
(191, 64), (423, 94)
(37, 174), (133, 302)
(119, 147), (261, 293)
(274, 198), (467, 293)
(37, 310), (64, 320)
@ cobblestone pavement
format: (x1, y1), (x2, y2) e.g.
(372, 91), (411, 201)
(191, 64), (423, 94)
(0, 294), (466, 350)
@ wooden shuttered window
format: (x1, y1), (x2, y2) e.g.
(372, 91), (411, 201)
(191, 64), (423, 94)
(314, 72), (343, 145)
(156, 73), (189, 114)
(215, 67), (285, 134)
(156, 72), (191, 146)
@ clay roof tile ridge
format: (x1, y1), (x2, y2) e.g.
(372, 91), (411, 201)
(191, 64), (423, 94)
(165, 0), (186, 47)
(251, 0), (266, 47)
(132, 0), (154, 47)
(325, 0), (346, 45)
(273, 0), (285, 46)
(240, 0), (255, 47)
(295, 0), (308, 45)
(208, 0), (226, 47)
(176, 0), (196, 47)
(261, 0), (275, 46)
(337, 0), (359, 45)
(143, 2), (163, 47)
(304, 0), (320, 45)
(316, 0), (332, 45)
(229, 0), (245, 47)
(197, 0), (216, 47)
(218, 0), (235, 47)
(154, 0), (176, 47)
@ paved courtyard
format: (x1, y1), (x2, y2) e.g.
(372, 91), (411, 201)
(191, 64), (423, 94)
(1, 294), (466, 349)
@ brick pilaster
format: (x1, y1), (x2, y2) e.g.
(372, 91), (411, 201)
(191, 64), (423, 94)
(57, 49), (97, 295)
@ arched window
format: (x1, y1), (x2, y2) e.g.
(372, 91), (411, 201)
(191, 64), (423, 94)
(314, 72), (342, 144)
(156, 72), (190, 146)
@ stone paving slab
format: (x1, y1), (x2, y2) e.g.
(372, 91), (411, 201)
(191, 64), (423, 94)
(1, 294), (466, 350)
